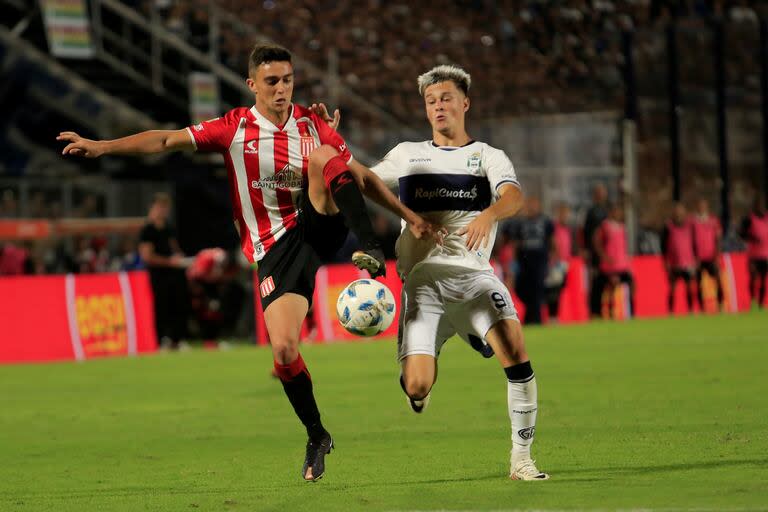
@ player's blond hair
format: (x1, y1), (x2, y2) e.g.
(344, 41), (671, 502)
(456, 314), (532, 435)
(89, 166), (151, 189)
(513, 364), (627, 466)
(417, 65), (471, 97)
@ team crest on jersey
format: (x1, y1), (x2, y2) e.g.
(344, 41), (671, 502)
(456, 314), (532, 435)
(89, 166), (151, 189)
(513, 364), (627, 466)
(260, 276), (275, 298)
(300, 136), (316, 157)
(467, 152), (481, 171)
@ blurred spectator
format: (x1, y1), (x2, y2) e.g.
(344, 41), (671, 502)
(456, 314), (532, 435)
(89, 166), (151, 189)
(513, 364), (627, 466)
(0, 243), (31, 275)
(583, 183), (609, 317)
(545, 202), (574, 321)
(138, 193), (189, 349)
(593, 202), (634, 317)
(186, 248), (245, 343)
(492, 229), (516, 295)
(739, 196), (768, 309)
(28, 191), (48, 218)
(662, 202), (696, 313)
(110, 236), (144, 272)
(1, 189), (18, 217)
(691, 198), (723, 310)
(510, 196), (553, 325)
(74, 236), (108, 273)
(72, 194), (100, 218)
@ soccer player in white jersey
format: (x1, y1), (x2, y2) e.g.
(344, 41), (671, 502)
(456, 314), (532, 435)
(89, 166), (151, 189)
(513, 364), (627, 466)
(371, 65), (549, 480)
(57, 45), (434, 482)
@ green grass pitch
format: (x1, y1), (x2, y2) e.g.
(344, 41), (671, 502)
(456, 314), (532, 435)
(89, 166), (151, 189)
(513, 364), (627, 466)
(1, 312), (767, 511)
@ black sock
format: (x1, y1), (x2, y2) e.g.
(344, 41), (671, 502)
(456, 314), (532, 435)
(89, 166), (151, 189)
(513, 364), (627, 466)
(280, 372), (326, 440)
(504, 361), (534, 382)
(329, 171), (378, 250)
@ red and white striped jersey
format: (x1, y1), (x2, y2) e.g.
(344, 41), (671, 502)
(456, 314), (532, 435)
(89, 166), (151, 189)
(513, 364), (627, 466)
(186, 104), (352, 262)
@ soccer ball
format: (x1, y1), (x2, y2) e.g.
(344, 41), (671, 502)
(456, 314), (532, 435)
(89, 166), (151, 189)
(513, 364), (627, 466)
(336, 279), (396, 337)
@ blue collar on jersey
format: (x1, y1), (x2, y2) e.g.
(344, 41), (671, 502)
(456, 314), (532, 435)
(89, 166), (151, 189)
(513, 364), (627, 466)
(431, 140), (476, 151)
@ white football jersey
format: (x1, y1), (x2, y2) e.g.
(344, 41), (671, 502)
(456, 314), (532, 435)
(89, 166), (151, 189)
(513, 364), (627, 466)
(371, 140), (520, 277)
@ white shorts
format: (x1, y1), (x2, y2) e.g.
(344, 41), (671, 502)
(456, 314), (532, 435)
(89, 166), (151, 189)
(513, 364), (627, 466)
(397, 265), (519, 361)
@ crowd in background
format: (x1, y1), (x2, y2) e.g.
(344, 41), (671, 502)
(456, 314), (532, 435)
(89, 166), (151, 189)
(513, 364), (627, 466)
(127, 0), (766, 121)
(492, 183), (768, 323)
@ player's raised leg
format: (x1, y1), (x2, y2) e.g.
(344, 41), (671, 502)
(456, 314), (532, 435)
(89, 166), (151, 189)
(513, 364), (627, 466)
(400, 354), (437, 413)
(307, 145), (385, 277)
(485, 319), (549, 481)
(265, 293), (333, 482)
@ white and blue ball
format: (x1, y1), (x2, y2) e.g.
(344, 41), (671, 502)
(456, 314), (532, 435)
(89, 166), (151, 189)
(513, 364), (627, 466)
(336, 279), (396, 337)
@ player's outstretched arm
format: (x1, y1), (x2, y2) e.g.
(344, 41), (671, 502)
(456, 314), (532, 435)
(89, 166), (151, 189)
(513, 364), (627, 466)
(57, 129), (195, 158)
(458, 184), (523, 250)
(347, 159), (437, 241)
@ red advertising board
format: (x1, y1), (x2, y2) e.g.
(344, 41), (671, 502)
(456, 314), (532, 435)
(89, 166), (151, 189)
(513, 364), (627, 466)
(0, 272), (157, 363)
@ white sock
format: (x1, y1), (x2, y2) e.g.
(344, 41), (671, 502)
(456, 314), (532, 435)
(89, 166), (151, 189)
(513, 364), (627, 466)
(508, 375), (538, 465)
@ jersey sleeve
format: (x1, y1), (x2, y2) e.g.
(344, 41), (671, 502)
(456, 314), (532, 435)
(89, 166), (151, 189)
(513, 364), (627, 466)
(310, 112), (353, 163)
(485, 147), (521, 195)
(370, 144), (404, 189)
(186, 109), (241, 152)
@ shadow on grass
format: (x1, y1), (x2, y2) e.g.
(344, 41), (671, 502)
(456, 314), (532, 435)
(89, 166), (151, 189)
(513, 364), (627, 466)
(553, 457), (768, 476)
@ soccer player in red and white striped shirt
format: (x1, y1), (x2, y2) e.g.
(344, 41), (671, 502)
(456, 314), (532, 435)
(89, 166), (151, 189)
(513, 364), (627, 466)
(57, 44), (433, 482)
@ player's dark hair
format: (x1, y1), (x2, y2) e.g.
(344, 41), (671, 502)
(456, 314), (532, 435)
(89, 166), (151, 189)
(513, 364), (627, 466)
(248, 44), (292, 74)
(152, 192), (171, 206)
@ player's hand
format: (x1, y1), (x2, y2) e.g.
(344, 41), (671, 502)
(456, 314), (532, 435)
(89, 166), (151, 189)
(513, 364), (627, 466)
(57, 132), (105, 158)
(310, 103), (341, 131)
(408, 217), (444, 244)
(457, 211), (496, 251)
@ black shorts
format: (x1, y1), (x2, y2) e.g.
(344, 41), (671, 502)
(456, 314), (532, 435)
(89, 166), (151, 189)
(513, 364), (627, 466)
(697, 260), (720, 277)
(256, 191), (348, 311)
(669, 267), (695, 281)
(750, 259), (768, 275)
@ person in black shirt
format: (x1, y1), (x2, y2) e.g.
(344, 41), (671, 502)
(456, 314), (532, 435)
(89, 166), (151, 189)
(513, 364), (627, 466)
(583, 183), (609, 317)
(511, 196), (554, 325)
(138, 193), (189, 349)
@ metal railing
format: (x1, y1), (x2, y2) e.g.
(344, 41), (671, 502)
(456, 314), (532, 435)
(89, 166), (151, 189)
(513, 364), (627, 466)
(90, 0), (251, 111)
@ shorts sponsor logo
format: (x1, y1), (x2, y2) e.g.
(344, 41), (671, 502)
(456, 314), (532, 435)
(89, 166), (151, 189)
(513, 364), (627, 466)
(414, 185), (478, 201)
(517, 426), (535, 440)
(193, 123), (204, 132)
(260, 276), (275, 298)
(245, 140), (259, 154)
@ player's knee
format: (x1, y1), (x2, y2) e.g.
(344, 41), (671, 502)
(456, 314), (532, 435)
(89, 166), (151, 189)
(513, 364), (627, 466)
(271, 341), (299, 365)
(403, 376), (432, 400)
(307, 144), (338, 174)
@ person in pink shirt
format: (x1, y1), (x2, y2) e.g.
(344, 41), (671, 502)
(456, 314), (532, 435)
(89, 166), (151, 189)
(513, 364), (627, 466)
(691, 198), (723, 310)
(662, 203), (696, 313)
(593, 203), (634, 317)
(740, 197), (768, 309)
(545, 202), (573, 320)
